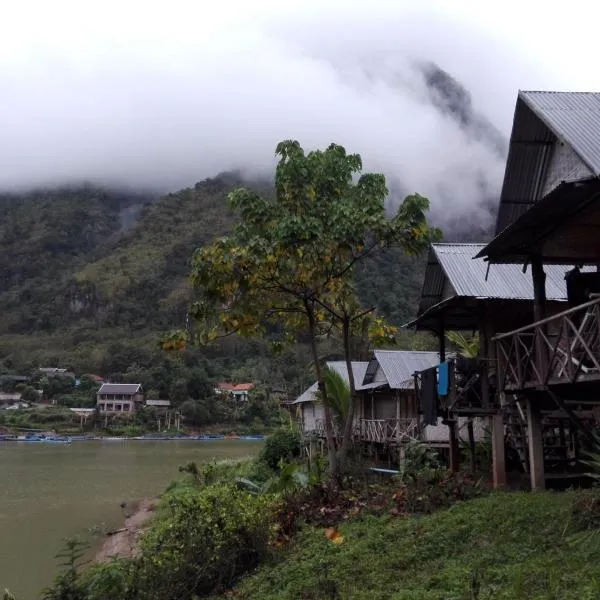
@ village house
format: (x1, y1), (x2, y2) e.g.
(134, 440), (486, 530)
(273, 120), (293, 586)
(96, 383), (144, 414)
(215, 382), (255, 402)
(38, 367), (75, 379)
(293, 351), (479, 451)
(475, 91), (600, 490)
(0, 392), (26, 409)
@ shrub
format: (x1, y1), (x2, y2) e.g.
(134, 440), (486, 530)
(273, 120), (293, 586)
(571, 489), (600, 533)
(391, 468), (489, 515)
(132, 483), (275, 598)
(260, 428), (301, 470)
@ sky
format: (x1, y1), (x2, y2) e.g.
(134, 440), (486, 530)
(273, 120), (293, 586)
(2, 0), (599, 225)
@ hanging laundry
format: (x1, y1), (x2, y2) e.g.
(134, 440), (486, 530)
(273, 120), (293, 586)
(438, 361), (450, 396)
(420, 367), (438, 426)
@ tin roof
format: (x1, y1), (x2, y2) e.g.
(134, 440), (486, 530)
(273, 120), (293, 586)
(367, 350), (441, 390)
(145, 399), (171, 407)
(496, 91), (600, 234)
(293, 361), (369, 404)
(98, 383), (142, 395)
(417, 243), (574, 316)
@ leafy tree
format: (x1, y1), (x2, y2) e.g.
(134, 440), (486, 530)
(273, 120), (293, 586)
(17, 384), (39, 404)
(171, 140), (439, 479)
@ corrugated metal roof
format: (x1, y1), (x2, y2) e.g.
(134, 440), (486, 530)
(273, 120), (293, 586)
(293, 361), (369, 404)
(98, 383), (142, 395)
(495, 91), (600, 234)
(146, 399), (171, 407)
(417, 243), (574, 316)
(523, 92), (600, 177)
(372, 350), (440, 389)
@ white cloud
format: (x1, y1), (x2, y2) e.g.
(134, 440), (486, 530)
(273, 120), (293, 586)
(2, 0), (599, 226)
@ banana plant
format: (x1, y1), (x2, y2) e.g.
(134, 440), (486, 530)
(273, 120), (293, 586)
(445, 331), (479, 358)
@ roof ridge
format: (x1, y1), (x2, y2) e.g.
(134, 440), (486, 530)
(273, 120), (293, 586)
(374, 349), (438, 354)
(521, 90), (600, 94)
(432, 242), (486, 247)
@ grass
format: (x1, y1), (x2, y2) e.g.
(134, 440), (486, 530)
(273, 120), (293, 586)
(223, 491), (600, 600)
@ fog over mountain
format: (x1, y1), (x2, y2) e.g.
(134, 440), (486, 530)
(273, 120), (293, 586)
(1, 0), (587, 231)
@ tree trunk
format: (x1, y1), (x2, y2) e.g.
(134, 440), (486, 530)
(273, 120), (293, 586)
(340, 316), (356, 464)
(305, 300), (339, 480)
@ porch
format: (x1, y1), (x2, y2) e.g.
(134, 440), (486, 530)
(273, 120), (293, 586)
(495, 295), (600, 393)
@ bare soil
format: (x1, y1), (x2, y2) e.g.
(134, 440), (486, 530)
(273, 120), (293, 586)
(95, 498), (157, 561)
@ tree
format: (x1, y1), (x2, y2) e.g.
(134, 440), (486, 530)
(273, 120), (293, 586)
(170, 140), (439, 480)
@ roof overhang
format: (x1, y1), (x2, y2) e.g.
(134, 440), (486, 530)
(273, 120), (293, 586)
(476, 178), (600, 265)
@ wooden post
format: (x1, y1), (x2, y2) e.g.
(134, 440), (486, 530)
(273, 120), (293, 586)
(439, 316), (446, 362)
(482, 302), (506, 486)
(526, 398), (545, 490)
(439, 317), (459, 471)
(467, 419), (476, 473)
(491, 413), (506, 488)
(395, 391), (400, 445)
(478, 304), (490, 409)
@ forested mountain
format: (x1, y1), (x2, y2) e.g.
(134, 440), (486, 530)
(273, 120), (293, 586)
(0, 174), (440, 396)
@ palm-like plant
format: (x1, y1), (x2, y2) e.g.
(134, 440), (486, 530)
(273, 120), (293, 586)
(316, 365), (351, 420)
(446, 331), (480, 358)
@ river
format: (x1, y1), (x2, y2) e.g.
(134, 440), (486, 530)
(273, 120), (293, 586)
(0, 439), (262, 599)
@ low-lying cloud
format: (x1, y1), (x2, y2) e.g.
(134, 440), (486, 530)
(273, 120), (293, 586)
(0, 0), (572, 228)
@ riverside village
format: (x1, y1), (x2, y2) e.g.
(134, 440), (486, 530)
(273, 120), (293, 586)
(4, 89), (600, 599)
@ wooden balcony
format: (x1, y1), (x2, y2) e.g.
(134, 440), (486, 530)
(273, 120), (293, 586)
(496, 296), (600, 392)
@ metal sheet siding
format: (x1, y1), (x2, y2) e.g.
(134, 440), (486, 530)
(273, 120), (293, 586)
(430, 243), (573, 301)
(373, 350), (440, 390)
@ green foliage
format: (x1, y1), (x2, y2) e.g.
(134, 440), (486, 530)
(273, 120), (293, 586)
(398, 440), (441, 482)
(229, 492), (600, 600)
(392, 468), (488, 515)
(317, 365), (351, 419)
(446, 330), (480, 358)
(260, 428), (301, 470)
(135, 484), (274, 598)
(41, 538), (88, 600)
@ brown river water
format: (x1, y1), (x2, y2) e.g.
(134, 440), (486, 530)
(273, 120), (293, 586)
(0, 439), (262, 599)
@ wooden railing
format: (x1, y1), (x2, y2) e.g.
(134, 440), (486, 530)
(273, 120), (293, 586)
(359, 418), (420, 444)
(314, 418), (420, 444)
(495, 296), (600, 391)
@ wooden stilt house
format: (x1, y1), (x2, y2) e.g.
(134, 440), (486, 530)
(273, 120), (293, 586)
(406, 242), (579, 484)
(475, 91), (600, 489)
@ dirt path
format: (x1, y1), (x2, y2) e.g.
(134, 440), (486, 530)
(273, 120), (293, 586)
(95, 498), (157, 562)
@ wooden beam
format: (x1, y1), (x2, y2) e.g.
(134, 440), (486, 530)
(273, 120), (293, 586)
(439, 315), (446, 362)
(526, 398), (545, 491)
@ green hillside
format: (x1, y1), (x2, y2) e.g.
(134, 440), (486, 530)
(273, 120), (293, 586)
(0, 175), (428, 396)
